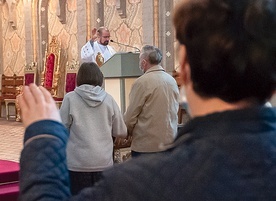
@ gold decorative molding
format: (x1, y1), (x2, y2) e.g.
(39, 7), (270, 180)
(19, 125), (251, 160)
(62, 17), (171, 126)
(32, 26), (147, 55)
(25, 61), (37, 72)
(41, 36), (61, 97)
(86, 0), (91, 41)
(32, 0), (37, 61)
(154, 0), (159, 47)
(66, 59), (79, 71)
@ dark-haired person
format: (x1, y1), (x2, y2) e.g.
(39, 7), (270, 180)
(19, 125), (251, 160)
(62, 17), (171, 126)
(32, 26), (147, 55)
(81, 27), (116, 65)
(59, 62), (127, 195)
(19, 0), (276, 200)
(124, 45), (179, 157)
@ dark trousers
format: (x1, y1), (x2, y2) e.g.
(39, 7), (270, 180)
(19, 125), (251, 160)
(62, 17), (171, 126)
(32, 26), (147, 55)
(69, 171), (103, 195)
(131, 150), (143, 158)
(131, 150), (158, 158)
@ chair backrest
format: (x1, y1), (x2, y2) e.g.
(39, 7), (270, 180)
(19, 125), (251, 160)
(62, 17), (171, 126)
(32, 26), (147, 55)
(65, 60), (79, 93)
(41, 36), (61, 97)
(1, 75), (24, 99)
(24, 62), (37, 85)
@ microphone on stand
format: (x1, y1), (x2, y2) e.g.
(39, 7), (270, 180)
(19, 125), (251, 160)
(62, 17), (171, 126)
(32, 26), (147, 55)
(110, 40), (140, 53)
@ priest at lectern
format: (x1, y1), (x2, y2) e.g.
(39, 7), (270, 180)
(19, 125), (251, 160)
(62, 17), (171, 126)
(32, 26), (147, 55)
(81, 27), (116, 66)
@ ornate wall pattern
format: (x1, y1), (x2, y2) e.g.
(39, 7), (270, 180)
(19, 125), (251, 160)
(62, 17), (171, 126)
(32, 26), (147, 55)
(96, 0), (143, 53)
(1, 0), (26, 76)
(0, 0), (178, 97)
(36, 0), (77, 97)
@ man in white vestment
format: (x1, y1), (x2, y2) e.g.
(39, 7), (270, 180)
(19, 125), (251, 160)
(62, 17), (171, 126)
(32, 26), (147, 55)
(81, 27), (116, 66)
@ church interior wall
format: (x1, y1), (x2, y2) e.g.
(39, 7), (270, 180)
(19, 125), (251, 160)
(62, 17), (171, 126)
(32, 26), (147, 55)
(1, 0), (276, 108)
(0, 0), (147, 99)
(10, 1), (268, 107)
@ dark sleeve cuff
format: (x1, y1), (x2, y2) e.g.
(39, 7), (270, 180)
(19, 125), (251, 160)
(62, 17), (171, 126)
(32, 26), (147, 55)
(24, 120), (69, 145)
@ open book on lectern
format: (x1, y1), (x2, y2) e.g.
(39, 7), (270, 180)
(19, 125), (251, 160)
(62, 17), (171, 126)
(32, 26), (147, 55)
(100, 52), (142, 78)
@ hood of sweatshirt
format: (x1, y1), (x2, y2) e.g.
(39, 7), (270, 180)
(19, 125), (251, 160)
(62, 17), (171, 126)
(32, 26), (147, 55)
(74, 84), (107, 107)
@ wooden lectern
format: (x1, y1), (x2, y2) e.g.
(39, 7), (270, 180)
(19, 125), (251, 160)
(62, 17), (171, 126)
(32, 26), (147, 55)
(100, 52), (142, 112)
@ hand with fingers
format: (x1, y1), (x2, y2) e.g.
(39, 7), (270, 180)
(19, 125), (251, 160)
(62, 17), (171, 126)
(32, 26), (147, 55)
(91, 28), (98, 42)
(17, 83), (62, 128)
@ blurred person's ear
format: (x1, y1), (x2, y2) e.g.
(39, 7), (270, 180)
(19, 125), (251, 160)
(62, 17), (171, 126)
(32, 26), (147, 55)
(178, 45), (191, 86)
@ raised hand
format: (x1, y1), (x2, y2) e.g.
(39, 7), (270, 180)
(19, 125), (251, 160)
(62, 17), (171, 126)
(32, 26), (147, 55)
(91, 27), (98, 41)
(18, 84), (62, 128)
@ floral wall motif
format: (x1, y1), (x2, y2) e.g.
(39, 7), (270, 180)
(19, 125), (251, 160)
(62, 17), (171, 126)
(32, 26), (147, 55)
(1, 0), (25, 76)
(48, 0), (78, 62)
(0, 0), (148, 77)
(102, 0), (143, 52)
(42, 0), (78, 97)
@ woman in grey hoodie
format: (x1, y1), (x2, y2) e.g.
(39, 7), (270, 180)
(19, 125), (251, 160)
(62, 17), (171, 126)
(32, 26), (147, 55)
(59, 62), (127, 195)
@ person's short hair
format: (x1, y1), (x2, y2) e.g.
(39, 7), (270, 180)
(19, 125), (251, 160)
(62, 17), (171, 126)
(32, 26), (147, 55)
(97, 27), (109, 36)
(174, 0), (276, 104)
(77, 62), (103, 87)
(141, 45), (163, 65)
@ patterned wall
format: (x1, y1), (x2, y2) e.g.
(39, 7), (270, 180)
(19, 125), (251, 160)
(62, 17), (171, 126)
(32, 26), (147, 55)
(46, 0), (78, 97)
(94, 0), (143, 53)
(0, 0), (177, 98)
(0, 0), (26, 76)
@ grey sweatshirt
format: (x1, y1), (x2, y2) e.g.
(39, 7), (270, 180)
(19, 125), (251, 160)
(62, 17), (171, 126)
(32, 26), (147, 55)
(60, 84), (127, 172)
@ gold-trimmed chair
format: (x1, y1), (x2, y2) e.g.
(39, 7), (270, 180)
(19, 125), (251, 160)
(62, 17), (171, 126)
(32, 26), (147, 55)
(41, 36), (61, 99)
(15, 62), (38, 121)
(55, 59), (79, 108)
(24, 62), (37, 86)
(65, 59), (79, 94)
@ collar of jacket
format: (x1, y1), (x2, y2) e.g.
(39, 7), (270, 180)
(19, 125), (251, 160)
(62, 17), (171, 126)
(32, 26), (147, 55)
(159, 106), (276, 151)
(145, 65), (165, 74)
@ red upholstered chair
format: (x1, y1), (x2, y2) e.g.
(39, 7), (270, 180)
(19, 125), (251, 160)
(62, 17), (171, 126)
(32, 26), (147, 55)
(44, 53), (55, 89)
(65, 60), (79, 93)
(65, 73), (76, 93)
(41, 36), (61, 99)
(55, 60), (79, 108)
(24, 62), (37, 86)
(15, 63), (37, 121)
